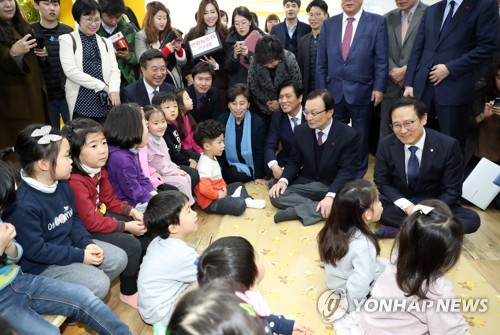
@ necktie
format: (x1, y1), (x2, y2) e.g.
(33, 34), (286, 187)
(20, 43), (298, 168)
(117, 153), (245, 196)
(317, 131), (324, 146)
(152, 89), (159, 95)
(407, 146), (419, 190)
(401, 10), (411, 44)
(440, 0), (455, 36)
(151, 90), (159, 103)
(342, 17), (354, 61)
(198, 96), (206, 117)
(291, 117), (298, 131)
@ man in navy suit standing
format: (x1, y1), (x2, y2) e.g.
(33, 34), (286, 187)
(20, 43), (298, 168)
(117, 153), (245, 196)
(264, 81), (305, 181)
(316, 0), (388, 178)
(269, 89), (359, 226)
(403, 0), (498, 152)
(375, 97), (480, 234)
(121, 50), (175, 106)
(270, 0), (311, 57)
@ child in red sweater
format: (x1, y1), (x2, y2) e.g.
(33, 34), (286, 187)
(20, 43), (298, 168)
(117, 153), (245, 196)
(63, 118), (150, 308)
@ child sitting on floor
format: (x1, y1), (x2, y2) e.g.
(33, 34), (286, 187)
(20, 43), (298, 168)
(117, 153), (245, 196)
(193, 120), (266, 216)
(1, 125), (127, 300)
(144, 105), (194, 205)
(360, 199), (469, 334)
(173, 87), (203, 157)
(197, 236), (313, 335)
(0, 160), (131, 335)
(317, 179), (387, 335)
(138, 191), (198, 325)
(169, 278), (269, 335)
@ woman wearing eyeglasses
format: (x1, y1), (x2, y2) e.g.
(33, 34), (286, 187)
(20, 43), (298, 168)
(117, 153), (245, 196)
(0, 0), (50, 148)
(60, 0), (121, 124)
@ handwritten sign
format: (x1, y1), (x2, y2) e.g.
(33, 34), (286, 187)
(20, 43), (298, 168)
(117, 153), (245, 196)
(188, 31), (222, 59)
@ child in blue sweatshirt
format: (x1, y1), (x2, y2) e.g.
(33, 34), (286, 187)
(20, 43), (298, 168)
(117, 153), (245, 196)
(0, 159), (131, 335)
(2, 125), (127, 299)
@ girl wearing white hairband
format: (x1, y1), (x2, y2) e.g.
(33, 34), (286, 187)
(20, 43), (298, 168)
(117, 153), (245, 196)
(0, 124), (128, 300)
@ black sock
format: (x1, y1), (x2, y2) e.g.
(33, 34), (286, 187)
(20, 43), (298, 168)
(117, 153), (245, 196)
(274, 207), (299, 223)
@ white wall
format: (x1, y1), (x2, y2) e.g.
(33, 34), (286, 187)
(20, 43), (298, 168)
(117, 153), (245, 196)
(146, 0), (441, 35)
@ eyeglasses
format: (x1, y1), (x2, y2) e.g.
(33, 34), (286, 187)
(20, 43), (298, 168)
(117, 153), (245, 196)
(307, 12), (325, 18)
(389, 119), (419, 131)
(303, 109), (327, 117)
(81, 17), (102, 25)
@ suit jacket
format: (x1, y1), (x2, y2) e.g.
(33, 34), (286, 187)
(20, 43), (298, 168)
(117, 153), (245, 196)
(187, 85), (223, 123)
(282, 119), (359, 193)
(121, 79), (175, 107)
(297, 32), (314, 95)
(374, 129), (463, 208)
(264, 110), (306, 167)
(404, 0), (498, 105)
(384, 2), (428, 99)
(270, 20), (311, 56)
(316, 11), (388, 105)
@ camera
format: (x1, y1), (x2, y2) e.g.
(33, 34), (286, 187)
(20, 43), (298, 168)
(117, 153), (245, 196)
(494, 97), (500, 109)
(235, 41), (245, 47)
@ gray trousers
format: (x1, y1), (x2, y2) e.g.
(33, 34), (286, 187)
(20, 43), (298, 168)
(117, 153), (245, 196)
(40, 239), (128, 299)
(270, 181), (329, 226)
(205, 182), (249, 216)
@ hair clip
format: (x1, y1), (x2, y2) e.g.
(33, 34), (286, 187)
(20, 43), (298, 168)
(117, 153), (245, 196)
(31, 125), (62, 144)
(411, 204), (434, 215)
(235, 290), (270, 317)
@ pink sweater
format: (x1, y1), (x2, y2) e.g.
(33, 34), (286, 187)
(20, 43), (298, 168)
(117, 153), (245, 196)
(360, 264), (469, 335)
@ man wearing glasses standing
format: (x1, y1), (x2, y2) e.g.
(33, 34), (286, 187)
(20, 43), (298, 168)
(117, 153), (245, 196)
(269, 89), (359, 226)
(374, 97), (480, 235)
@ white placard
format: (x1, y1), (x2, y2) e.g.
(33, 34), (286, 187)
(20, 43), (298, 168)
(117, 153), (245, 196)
(188, 31), (222, 59)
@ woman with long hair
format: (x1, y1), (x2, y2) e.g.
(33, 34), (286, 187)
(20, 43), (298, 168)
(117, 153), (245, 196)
(135, 1), (186, 88)
(224, 6), (264, 87)
(183, 0), (228, 96)
(0, 0), (49, 148)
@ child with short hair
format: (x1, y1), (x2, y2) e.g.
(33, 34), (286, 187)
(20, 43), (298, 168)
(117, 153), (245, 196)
(62, 118), (149, 308)
(317, 179), (387, 334)
(138, 191), (198, 325)
(104, 103), (157, 208)
(173, 87), (203, 156)
(169, 278), (269, 335)
(360, 199), (469, 334)
(0, 159), (131, 335)
(1, 125), (127, 300)
(197, 236), (313, 335)
(152, 92), (200, 189)
(144, 105), (194, 205)
(193, 120), (266, 216)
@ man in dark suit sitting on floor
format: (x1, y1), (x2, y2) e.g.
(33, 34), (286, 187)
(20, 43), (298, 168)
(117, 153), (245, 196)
(121, 49), (175, 106)
(269, 89), (359, 226)
(374, 97), (480, 234)
(264, 81), (305, 181)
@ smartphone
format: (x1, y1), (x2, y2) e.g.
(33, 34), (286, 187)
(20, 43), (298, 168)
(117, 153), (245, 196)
(116, 47), (127, 51)
(494, 97), (500, 109)
(235, 41), (245, 47)
(27, 36), (45, 49)
(174, 37), (183, 43)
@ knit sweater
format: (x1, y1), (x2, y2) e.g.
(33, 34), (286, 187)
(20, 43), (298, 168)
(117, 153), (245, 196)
(68, 170), (134, 233)
(4, 181), (93, 275)
(0, 241), (22, 291)
(195, 154), (227, 209)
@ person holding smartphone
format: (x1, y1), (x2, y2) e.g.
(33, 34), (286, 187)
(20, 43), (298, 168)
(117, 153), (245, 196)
(465, 58), (500, 209)
(0, 0), (50, 149)
(224, 6), (264, 88)
(31, 0), (74, 129)
(135, 1), (186, 88)
(97, 0), (139, 90)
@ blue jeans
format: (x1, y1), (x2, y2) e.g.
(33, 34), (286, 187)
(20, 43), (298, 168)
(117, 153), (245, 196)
(49, 98), (70, 129)
(0, 272), (131, 335)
